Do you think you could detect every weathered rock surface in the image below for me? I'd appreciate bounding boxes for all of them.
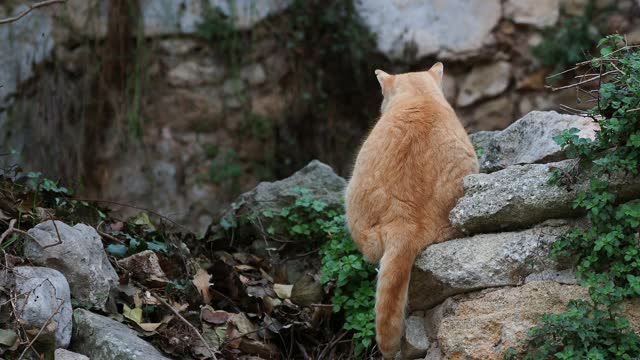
[55,349,89,360]
[14,266,72,349]
[402,316,431,359]
[457,62,512,107]
[213,160,345,243]
[505,0,560,28]
[71,309,169,360]
[430,281,587,360]
[0,4,54,108]
[117,250,167,282]
[66,0,291,37]
[409,220,576,310]
[470,111,599,173]
[25,221,119,309]
[167,60,226,87]
[449,159,640,234]
[355,0,501,60]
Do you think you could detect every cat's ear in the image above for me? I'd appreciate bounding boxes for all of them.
[375,69,392,93]
[428,62,444,85]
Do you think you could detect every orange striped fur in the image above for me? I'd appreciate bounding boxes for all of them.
[344,63,478,358]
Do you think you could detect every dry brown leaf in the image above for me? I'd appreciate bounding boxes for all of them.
[201,306,232,325]
[234,264,256,272]
[273,284,293,299]
[193,268,212,304]
[138,322,162,332]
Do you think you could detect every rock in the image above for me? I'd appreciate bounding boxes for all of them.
[167,60,226,87]
[355,0,501,60]
[145,89,224,131]
[449,159,640,234]
[71,309,169,359]
[13,266,72,349]
[461,95,514,132]
[0,4,54,108]
[157,38,200,55]
[222,78,246,95]
[442,74,457,104]
[457,62,512,107]
[55,349,89,360]
[66,0,291,37]
[409,220,576,310]
[402,316,430,359]
[25,221,119,309]
[470,111,599,173]
[117,250,167,283]
[524,268,577,284]
[241,64,267,86]
[432,281,587,360]
[515,69,547,91]
[213,160,346,245]
[504,0,560,28]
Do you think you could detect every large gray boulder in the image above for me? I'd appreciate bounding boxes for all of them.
[14,266,72,349]
[212,160,346,244]
[25,221,119,309]
[355,0,501,60]
[471,111,598,173]
[408,220,576,310]
[449,159,640,234]
[71,309,169,360]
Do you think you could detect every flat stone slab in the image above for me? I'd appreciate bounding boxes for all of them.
[408,220,576,310]
[449,159,640,234]
[470,111,598,173]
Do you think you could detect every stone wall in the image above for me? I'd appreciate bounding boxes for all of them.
[402,111,640,359]
[1,0,639,233]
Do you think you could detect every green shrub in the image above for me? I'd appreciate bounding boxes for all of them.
[518,34,640,359]
[254,188,377,354]
[532,1,600,74]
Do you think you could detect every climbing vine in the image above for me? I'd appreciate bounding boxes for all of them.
[515,35,640,359]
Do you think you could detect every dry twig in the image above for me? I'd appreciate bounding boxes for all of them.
[152,292,219,360]
[17,299,64,360]
[72,198,192,233]
[0,0,66,25]
[0,219,42,248]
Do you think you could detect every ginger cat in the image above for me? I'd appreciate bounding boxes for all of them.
[344,63,479,359]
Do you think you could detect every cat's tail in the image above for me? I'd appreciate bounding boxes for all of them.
[375,245,417,359]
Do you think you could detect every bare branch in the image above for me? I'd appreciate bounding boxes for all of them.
[0,219,44,248]
[0,0,66,25]
[546,70,618,91]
